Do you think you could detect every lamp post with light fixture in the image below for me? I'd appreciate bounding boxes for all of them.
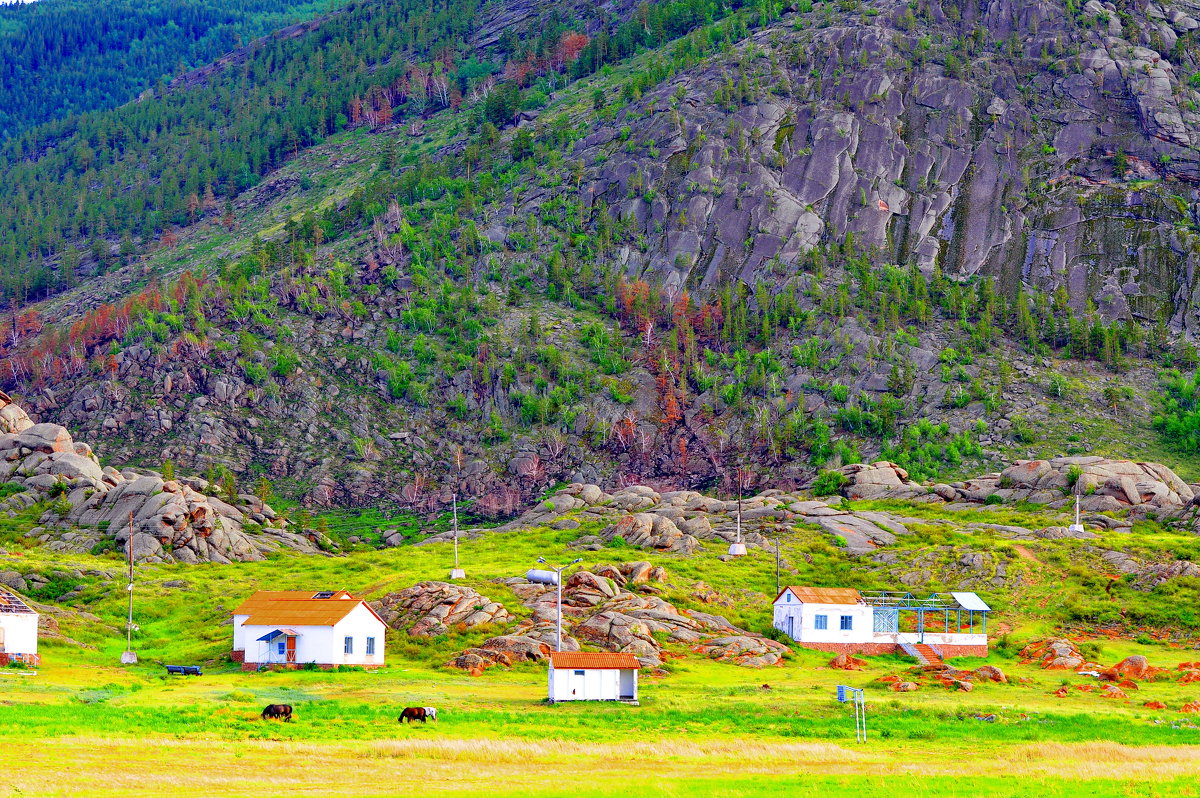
[528,556,582,652]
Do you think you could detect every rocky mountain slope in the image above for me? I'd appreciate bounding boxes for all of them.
[0,0,1198,512]
[0,391,319,563]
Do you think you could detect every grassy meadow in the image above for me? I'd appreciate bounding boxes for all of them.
[4,506,1200,796]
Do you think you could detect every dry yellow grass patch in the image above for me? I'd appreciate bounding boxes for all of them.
[6,736,1200,797]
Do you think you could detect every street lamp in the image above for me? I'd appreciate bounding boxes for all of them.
[449,494,465,580]
[528,556,582,652]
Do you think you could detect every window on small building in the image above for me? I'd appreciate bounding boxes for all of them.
[344,636,353,655]
[814,614,828,630]
[573,670,585,676]
[277,641,285,656]
[785,592,791,602]
[840,615,853,630]
[366,637,375,656]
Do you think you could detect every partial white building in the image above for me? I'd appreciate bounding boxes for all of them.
[0,588,39,667]
[232,590,386,670]
[773,586,990,660]
[548,652,639,703]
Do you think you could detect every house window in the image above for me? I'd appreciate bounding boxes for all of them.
[344,636,353,655]
[366,637,376,656]
[573,670,585,676]
[814,614,828,630]
[785,593,791,602]
[840,615,853,631]
[277,641,285,656]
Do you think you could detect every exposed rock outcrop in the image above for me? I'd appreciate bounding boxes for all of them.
[0,393,312,563]
[374,581,512,636]
[446,562,787,672]
[830,457,1195,517]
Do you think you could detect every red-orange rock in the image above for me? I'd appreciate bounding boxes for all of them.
[1053,686,1070,698]
[973,665,1007,683]
[829,653,868,670]
[1109,655,1150,680]
[1181,701,1200,714]
[1144,701,1167,710]
[891,681,919,692]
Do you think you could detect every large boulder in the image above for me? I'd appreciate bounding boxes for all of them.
[374,581,512,636]
[0,391,33,435]
[1020,638,1089,670]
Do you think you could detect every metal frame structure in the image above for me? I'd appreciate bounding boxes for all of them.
[836,685,867,742]
[857,591,990,642]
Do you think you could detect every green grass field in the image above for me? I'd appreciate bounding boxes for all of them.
[4,510,1200,796]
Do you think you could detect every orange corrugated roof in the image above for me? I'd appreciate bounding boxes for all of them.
[775,586,863,605]
[235,590,381,627]
[549,652,641,670]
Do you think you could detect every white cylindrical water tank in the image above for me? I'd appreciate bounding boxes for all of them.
[525,569,559,585]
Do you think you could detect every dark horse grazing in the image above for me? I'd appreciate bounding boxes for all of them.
[262,704,293,722]
[399,706,433,724]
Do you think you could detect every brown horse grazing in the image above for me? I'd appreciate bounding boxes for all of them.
[399,707,430,724]
[262,704,293,722]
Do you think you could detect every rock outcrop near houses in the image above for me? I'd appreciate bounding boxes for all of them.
[437,563,788,673]
[0,391,316,563]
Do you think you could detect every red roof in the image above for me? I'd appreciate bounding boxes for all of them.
[233,590,384,627]
[549,652,640,670]
[774,586,863,605]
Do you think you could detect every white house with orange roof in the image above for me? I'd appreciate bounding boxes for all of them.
[232,590,386,670]
[0,588,39,667]
[547,651,640,703]
[773,586,990,662]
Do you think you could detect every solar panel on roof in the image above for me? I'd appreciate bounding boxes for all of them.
[0,589,35,614]
[949,592,991,611]
[312,591,336,599]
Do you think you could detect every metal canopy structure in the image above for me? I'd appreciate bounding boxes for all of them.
[256,628,298,642]
[859,590,990,612]
[858,590,991,641]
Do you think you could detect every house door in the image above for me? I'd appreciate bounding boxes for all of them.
[786,616,794,639]
[619,670,635,700]
[285,636,297,663]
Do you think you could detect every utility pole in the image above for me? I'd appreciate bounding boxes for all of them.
[121,512,138,665]
[775,526,781,596]
[449,493,465,579]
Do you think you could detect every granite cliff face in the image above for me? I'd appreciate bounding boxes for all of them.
[534,0,1200,328]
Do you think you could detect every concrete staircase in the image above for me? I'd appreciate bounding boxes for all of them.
[912,643,945,667]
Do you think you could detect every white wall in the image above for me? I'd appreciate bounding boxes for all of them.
[232,614,249,652]
[898,632,987,647]
[0,613,38,655]
[332,604,386,667]
[548,666,636,702]
[773,593,873,644]
[240,604,385,666]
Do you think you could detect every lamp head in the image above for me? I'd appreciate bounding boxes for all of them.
[537,556,546,564]
[571,558,582,564]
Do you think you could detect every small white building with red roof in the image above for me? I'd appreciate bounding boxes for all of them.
[547,651,640,704]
